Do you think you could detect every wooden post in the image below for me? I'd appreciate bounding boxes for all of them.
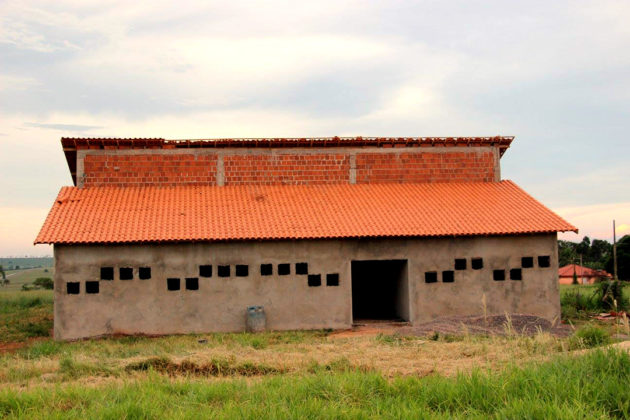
[613,220,618,281]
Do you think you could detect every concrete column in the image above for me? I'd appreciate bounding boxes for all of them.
[216,154,225,186]
[349,153,356,184]
[493,147,501,181]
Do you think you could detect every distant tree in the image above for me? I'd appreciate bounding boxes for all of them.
[0,265,7,287]
[588,239,612,265]
[576,236,591,257]
[559,237,612,270]
[605,235,630,281]
[33,277,53,290]
[558,240,578,266]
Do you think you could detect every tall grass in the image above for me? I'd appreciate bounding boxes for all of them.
[0,291,53,343]
[0,349,627,419]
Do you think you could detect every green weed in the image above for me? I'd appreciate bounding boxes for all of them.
[568,323,611,350]
[0,349,627,418]
[125,356,283,377]
[59,356,116,379]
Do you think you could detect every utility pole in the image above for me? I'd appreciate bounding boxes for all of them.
[613,220,618,281]
[579,254,584,284]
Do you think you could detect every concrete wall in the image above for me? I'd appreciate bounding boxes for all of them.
[53,233,559,340]
[78,146,499,188]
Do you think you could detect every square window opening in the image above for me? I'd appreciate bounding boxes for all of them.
[139,267,151,280]
[326,273,339,286]
[454,259,467,270]
[235,265,249,277]
[278,263,290,276]
[442,270,455,283]
[260,264,273,276]
[100,267,114,280]
[493,270,505,281]
[66,282,80,294]
[218,265,231,277]
[425,272,438,283]
[521,257,534,268]
[119,267,133,280]
[471,258,483,270]
[510,268,522,281]
[538,256,551,268]
[167,278,180,291]
[199,265,213,277]
[86,281,99,294]
[186,278,199,290]
[308,274,321,287]
[296,263,308,275]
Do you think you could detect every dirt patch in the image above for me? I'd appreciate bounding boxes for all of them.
[0,336,51,354]
[125,356,284,377]
[398,314,571,337]
[0,341,27,353]
[329,322,409,339]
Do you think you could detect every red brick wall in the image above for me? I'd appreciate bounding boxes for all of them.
[82,150,496,186]
[355,151,495,183]
[223,154,350,185]
[83,154,217,187]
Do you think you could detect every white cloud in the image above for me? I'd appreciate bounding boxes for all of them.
[0,75,41,92]
[1,0,630,254]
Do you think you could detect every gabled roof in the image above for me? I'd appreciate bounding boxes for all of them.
[35,180,576,245]
[558,264,612,278]
[60,136,514,184]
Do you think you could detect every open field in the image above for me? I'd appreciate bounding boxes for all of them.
[0,258,53,270]
[1,268,54,292]
[0,289,629,418]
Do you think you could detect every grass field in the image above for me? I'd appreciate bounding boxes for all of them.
[0,290,53,344]
[0,289,629,418]
[0,349,628,419]
[1,268,54,292]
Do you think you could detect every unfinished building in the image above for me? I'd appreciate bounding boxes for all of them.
[35,136,577,340]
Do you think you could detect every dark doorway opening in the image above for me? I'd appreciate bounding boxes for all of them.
[351,260,409,322]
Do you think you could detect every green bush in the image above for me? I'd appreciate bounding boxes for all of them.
[568,324,611,349]
[33,277,53,290]
[595,280,628,310]
[23,320,52,338]
[561,290,598,317]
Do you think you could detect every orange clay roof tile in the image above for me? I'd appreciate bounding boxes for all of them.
[34,181,577,245]
[558,264,612,278]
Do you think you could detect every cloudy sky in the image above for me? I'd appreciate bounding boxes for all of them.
[1,0,629,256]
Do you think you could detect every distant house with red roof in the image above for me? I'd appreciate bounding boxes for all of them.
[558,264,612,285]
[35,136,577,340]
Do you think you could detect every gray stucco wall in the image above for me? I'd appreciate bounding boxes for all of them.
[53,234,559,340]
